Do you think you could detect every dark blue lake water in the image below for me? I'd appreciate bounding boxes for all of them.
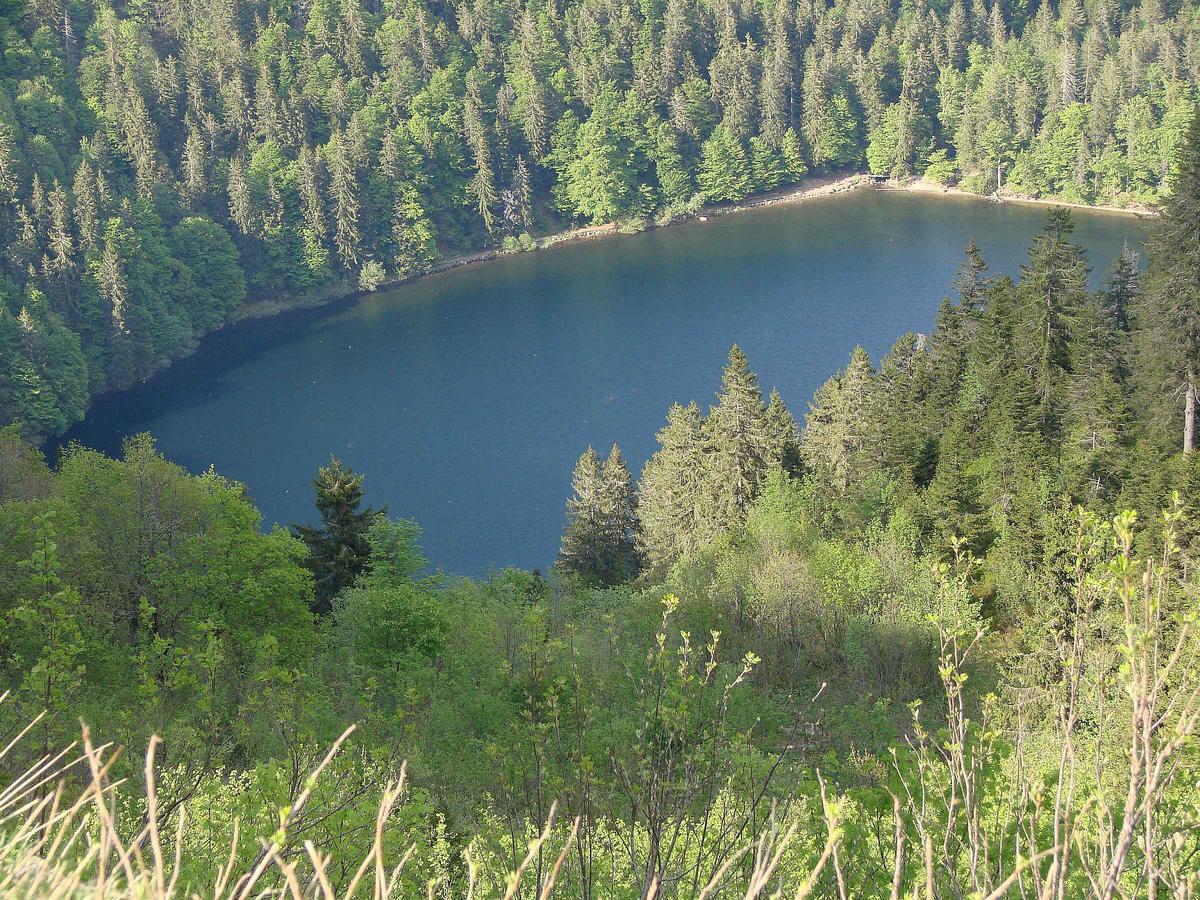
[62,190,1148,575]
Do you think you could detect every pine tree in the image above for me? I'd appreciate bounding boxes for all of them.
[226,157,255,235]
[97,237,129,334]
[463,71,498,236]
[750,137,786,193]
[1103,242,1140,332]
[707,345,770,524]
[511,155,534,233]
[297,146,327,242]
[1135,110,1200,453]
[45,183,73,276]
[558,447,608,582]
[1065,292,1129,496]
[0,121,18,202]
[600,444,639,582]
[1017,208,1088,437]
[182,122,208,207]
[779,128,808,184]
[327,131,361,267]
[764,387,803,475]
[698,126,752,202]
[293,456,382,614]
[953,237,991,316]
[759,9,792,146]
[637,401,713,575]
[801,346,881,492]
[72,162,98,252]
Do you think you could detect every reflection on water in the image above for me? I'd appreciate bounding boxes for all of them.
[62,191,1147,575]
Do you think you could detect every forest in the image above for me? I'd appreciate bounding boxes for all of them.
[0,0,1197,436]
[1,95,1199,894]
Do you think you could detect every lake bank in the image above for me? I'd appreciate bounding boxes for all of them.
[232,173,1156,326]
[64,191,1147,574]
[45,174,1151,450]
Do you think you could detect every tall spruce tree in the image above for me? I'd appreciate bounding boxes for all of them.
[1134,111,1200,453]
[637,401,713,575]
[801,346,881,493]
[559,447,608,582]
[1103,242,1140,332]
[600,444,639,582]
[1016,208,1088,438]
[559,445,639,584]
[707,345,771,524]
[293,456,381,613]
[764,387,803,475]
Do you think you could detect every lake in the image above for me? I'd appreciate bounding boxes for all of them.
[62,190,1148,575]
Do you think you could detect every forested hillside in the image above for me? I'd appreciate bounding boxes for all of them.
[0,0,1197,436]
[1,116,1198,897]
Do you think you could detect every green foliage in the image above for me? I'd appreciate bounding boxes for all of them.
[698,126,752,202]
[557,444,638,584]
[1,0,1194,439]
[293,456,382,614]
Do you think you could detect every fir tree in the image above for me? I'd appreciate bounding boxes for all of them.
[72,162,98,252]
[226,157,254,235]
[558,447,608,582]
[327,131,361,267]
[293,456,382,614]
[1103,243,1140,333]
[764,387,803,475]
[0,122,18,202]
[1016,208,1088,437]
[559,445,639,584]
[801,346,881,492]
[698,126,752,202]
[600,444,639,582]
[637,401,712,575]
[707,345,770,524]
[1134,111,1200,452]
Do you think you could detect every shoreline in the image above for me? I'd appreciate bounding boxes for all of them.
[888,177,1157,217]
[48,174,1152,449]
[229,172,872,323]
[232,173,1153,324]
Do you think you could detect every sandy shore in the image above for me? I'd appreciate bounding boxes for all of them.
[887,176,1156,218]
[232,172,1152,324]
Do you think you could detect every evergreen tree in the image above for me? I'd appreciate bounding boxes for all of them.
[227,157,255,235]
[72,162,98,252]
[1134,111,1200,453]
[293,456,382,613]
[0,122,17,202]
[510,155,534,233]
[463,71,498,236]
[559,445,639,584]
[600,444,639,581]
[1103,243,1140,333]
[1016,208,1088,436]
[637,401,713,575]
[558,447,608,582]
[698,126,752,202]
[953,237,991,316]
[327,131,361,268]
[764,387,803,475]
[801,346,881,492]
[707,345,770,524]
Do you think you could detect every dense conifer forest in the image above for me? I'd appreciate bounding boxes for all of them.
[1,93,1198,894]
[0,0,1197,436]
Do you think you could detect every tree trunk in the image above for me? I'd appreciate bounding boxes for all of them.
[1185,369,1197,454]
